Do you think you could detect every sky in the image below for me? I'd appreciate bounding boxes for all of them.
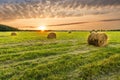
[0,0,120,30]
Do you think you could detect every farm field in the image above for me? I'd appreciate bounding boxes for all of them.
[0,31,120,80]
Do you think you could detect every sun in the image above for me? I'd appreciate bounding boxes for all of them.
[38,25,46,31]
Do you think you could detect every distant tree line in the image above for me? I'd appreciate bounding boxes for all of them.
[109,29,120,31]
[0,24,120,32]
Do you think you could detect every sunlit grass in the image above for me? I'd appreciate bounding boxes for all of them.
[0,31,120,80]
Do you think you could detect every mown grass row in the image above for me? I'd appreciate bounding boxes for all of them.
[1,50,119,80]
[0,31,120,80]
[0,45,120,80]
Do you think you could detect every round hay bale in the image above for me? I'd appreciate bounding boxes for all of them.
[47,32,56,39]
[90,30,98,33]
[11,32,17,36]
[68,31,72,34]
[88,32,108,47]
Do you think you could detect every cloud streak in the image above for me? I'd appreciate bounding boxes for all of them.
[0,0,120,21]
[46,18,120,27]
[47,21,89,26]
[100,19,120,22]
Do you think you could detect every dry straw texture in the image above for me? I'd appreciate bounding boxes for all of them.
[11,32,17,36]
[68,31,72,34]
[88,32,108,47]
[47,32,56,39]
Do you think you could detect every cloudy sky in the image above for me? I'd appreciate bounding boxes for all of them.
[0,0,120,30]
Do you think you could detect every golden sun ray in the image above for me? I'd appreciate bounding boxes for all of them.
[38,25,46,31]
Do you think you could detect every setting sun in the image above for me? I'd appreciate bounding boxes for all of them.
[38,25,46,31]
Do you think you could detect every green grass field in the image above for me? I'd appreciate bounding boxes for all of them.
[0,31,120,80]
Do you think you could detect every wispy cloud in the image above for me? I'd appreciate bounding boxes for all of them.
[47,21,89,26]
[46,18,120,26]
[0,0,120,21]
[100,19,120,22]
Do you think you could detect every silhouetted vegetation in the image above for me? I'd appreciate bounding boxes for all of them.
[0,24,19,31]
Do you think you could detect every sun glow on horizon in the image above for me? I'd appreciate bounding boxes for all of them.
[38,25,46,31]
